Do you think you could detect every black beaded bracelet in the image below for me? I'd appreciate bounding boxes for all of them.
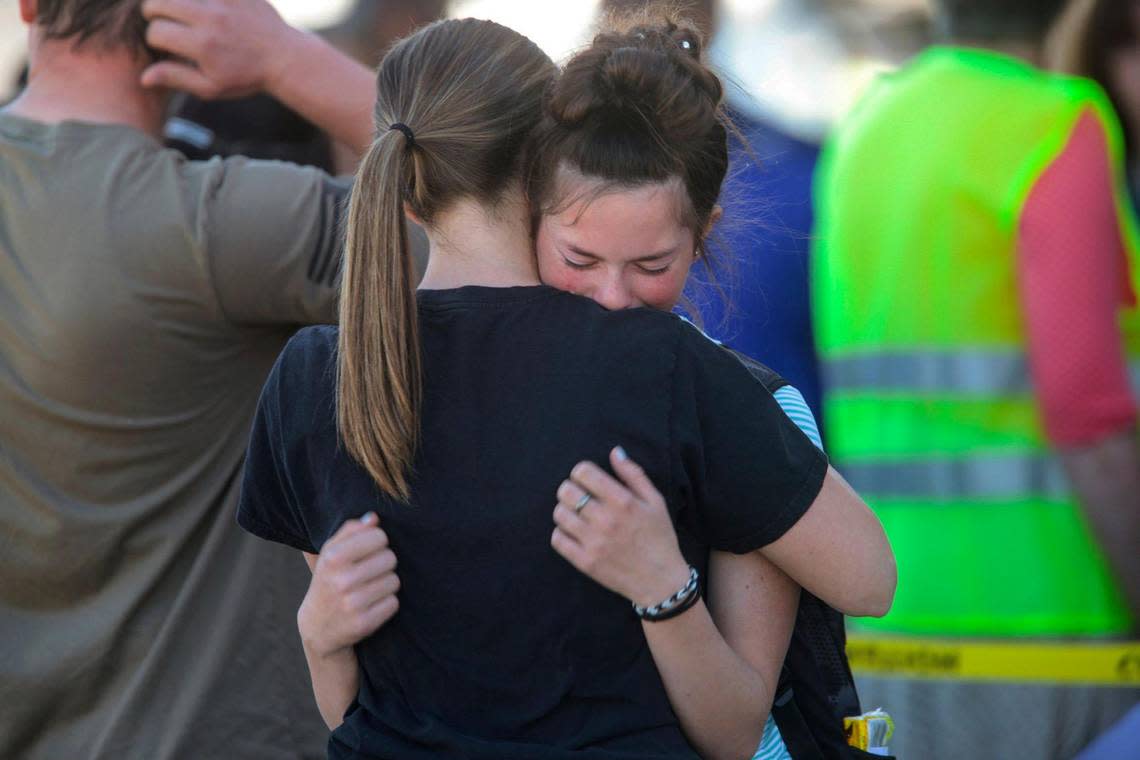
[632,566,701,622]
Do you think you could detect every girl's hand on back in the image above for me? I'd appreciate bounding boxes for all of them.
[298,513,400,659]
[551,447,691,609]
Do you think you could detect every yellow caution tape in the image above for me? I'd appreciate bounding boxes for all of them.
[847,635,1140,686]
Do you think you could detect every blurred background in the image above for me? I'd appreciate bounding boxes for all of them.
[0,0,932,139]
[5,2,1136,757]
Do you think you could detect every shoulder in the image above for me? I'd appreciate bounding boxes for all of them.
[177,152,347,199]
[720,347,788,394]
[1018,72,1117,134]
[1038,72,1110,109]
[674,318,785,391]
[265,326,339,411]
[1056,80,1127,160]
[552,292,685,350]
[249,326,340,451]
[278,325,339,380]
[772,385,823,450]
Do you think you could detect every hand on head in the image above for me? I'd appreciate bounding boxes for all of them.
[139,0,295,99]
[551,447,690,608]
[298,512,400,658]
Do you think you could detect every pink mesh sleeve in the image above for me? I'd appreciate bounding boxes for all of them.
[1018,109,1138,446]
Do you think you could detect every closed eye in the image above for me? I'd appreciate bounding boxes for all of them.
[562,256,596,270]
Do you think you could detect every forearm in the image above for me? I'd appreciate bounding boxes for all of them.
[551,453,791,757]
[642,600,773,760]
[1059,426,1140,627]
[142,0,377,155]
[301,640,360,730]
[265,29,376,156]
[296,525,397,732]
[762,467,896,617]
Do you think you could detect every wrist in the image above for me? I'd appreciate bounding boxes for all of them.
[633,565,701,622]
[630,558,692,609]
[297,601,351,660]
[301,629,355,662]
[263,26,314,98]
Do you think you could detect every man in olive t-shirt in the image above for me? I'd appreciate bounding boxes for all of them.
[0,1,396,757]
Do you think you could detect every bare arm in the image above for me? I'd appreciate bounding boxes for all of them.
[760,466,897,618]
[641,550,800,760]
[552,452,799,760]
[300,551,361,729]
[706,551,799,702]
[141,0,376,156]
[1059,428,1140,627]
[297,515,400,729]
[640,553,800,760]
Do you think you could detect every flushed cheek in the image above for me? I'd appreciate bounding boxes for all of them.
[537,258,586,294]
[536,250,688,312]
[630,272,687,311]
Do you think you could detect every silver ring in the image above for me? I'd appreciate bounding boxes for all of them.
[574,492,592,513]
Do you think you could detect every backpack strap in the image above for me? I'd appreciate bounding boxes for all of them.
[771,667,828,760]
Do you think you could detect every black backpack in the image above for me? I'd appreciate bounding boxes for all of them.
[724,348,895,760]
[771,593,897,759]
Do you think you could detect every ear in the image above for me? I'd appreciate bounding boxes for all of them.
[693,205,723,259]
[19,0,37,23]
[403,202,423,226]
[703,204,723,238]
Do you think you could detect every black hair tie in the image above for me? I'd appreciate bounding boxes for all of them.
[389,122,416,149]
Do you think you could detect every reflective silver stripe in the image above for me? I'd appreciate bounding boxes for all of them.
[823,351,1031,394]
[839,455,1071,502]
[826,351,1140,398]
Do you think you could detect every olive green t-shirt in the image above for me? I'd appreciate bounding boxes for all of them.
[0,113,349,759]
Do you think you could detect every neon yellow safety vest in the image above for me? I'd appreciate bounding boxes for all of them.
[813,47,1140,637]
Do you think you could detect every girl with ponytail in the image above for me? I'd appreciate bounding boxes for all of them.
[239,12,893,760]
[338,16,556,502]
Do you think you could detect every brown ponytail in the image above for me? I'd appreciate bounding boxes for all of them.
[338,131,422,501]
[337,18,556,501]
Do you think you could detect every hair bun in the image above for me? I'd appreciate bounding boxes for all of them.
[547,15,720,132]
[668,25,701,60]
[622,20,702,60]
[525,10,733,248]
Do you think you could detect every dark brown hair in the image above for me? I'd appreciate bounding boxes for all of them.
[524,10,729,254]
[338,18,556,500]
[601,0,715,39]
[932,0,1069,42]
[35,0,147,56]
[1074,0,1139,158]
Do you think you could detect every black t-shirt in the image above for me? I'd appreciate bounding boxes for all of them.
[238,285,828,759]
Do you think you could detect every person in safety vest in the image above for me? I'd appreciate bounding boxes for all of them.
[812,0,1140,757]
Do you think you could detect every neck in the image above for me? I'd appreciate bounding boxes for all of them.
[418,193,541,290]
[3,32,167,135]
[952,39,1044,67]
